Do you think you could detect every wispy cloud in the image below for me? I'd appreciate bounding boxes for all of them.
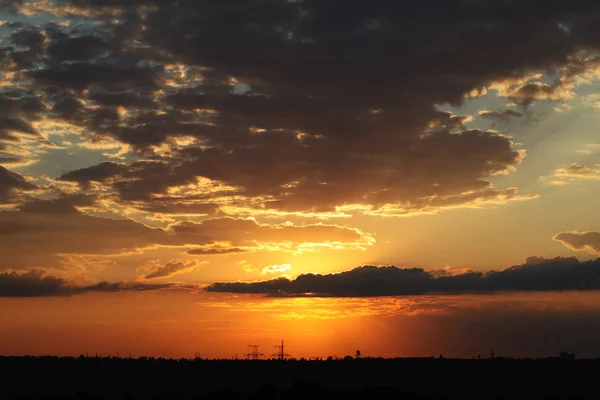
[261,264,291,275]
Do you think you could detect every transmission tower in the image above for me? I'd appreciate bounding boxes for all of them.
[270,340,291,360]
[245,345,265,360]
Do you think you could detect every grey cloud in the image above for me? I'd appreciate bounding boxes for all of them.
[7,1,600,214]
[87,90,155,107]
[18,193,97,213]
[10,26,45,54]
[46,35,118,62]
[187,247,247,255]
[479,109,524,123]
[144,260,197,279]
[0,116,39,136]
[206,257,600,297]
[0,269,69,297]
[28,61,163,92]
[0,157,27,165]
[0,89,49,160]
[0,165,36,203]
[0,269,195,297]
[0,91,45,118]
[554,232,600,254]
[131,201,220,216]
[58,162,128,188]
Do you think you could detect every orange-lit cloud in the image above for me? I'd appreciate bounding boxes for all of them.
[548,164,600,185]
[554,232,600,255]
[0,198,374,269]
[175,218,375,254]
[260,264,291,275]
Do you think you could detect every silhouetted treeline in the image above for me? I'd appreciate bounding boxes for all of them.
[1,356,599,399]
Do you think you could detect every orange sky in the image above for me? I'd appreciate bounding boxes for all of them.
[2,291,600,359]
[2,1,600,359]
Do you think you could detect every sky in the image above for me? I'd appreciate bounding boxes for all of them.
[1,0,600,359]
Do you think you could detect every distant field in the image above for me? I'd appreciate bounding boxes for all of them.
[1,356,599,399]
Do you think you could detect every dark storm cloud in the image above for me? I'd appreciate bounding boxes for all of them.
[0,269,195,297]
[0,89,49,160]
[0,165,36,203]
[58,161,128,188]
[0,269,69,297]
[6,0,600,214]
[206,257,600,297]
[0,116,39,136]
[28,61,163,92]
[0,91,45,118]
[18,193,97,213]
[10,26,45,53]
[87,90,155,108]
[46,35,118,62]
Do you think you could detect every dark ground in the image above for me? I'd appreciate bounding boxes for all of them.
[1,356,599,400]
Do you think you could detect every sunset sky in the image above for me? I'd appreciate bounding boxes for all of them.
[2,0,600,359]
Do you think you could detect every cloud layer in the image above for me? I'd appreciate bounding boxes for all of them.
[4,0,598,217]
[0,198,372,269]
[0,269,194,297]
[206,257,600,297]
[4,256,600,297]
[2,1,600,289]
